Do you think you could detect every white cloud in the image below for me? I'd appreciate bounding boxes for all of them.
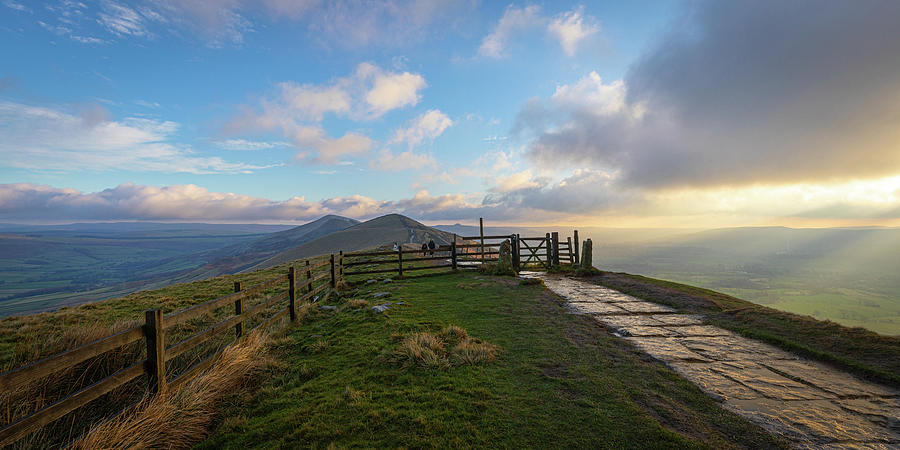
[478,4,599,58]
[478,4,542,58]
[97,2,150,37]
[227,63,427,164]
[373,149,437,171]
[491,170,541,193]
[363,66,427,116]
[0,101,265,174]
[390,109,452,148]
[217,139,291,151]
[0,182,485,222]
[547,6,598,56]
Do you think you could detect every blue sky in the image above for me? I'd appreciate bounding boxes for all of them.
[2,1,900,227]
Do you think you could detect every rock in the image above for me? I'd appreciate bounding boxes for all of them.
[372,292,391,298]
[366,279,377,284]
[318,305,337,311]
[580,239,593,269]
[371,304,390,312]
[383,278,393,283]
[494,240,516,276]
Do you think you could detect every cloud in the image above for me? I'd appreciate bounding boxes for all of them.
[0,101,266,174]
[547,6,598,56]
[364,69,427,116]
[478,4,542,58]
[0,183,485,222]
[217,139,291,151]
[98,2,151,37]
[390,109,452,148]
[227,63,426,164]
[373,149,437,171]
[478,4,599,58]
[518,1,900,190]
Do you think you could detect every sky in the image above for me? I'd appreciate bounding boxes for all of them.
[1,0,900,227]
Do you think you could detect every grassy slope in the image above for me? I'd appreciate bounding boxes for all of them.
[199,271,784,449]
[589,271,900,387]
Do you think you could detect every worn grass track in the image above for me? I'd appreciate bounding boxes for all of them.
[199,271,785,448]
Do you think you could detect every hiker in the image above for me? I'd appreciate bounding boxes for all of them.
[427,239,435,256]
[393,242,399,252]
[421,242,428,256]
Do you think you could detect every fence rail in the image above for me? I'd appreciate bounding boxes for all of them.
[0,257,336,448]
[0,218,583,447]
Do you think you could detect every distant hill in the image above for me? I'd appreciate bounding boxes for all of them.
[173,215,359,281]
[251,214,455,270]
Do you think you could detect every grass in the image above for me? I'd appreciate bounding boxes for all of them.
[198,271,785,448]
[588,271,900,387]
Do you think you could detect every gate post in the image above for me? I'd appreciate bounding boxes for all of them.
[511,234,520,272]
[573,230,580,265]
[551,232,560,266]
[545,233,552,268]
[398,246,404,277]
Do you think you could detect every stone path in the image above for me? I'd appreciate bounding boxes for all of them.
[525,272,900,448]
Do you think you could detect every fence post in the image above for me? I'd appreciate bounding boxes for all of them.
[512,234,520,272]
[144,309,166,395]
[545,233,552,268]
[329,254,336,288]
[234,281,244,337]
[479,217,485,265]
[339,250,344,284]
[451,234,458,270]
[551,232,560,266]
[566,237,574,264]
[305,260,312,294]
[288,266,297,322]
[573,230,580,265]
[398,246,404,277]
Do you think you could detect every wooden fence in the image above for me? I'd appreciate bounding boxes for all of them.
[0,219,582,447]
[0,259,334,448]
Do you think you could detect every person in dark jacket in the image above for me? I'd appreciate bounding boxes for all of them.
[427,239,435,256]
[421,242,428,256]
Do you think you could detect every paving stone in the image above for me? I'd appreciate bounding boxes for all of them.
[566,302,629,315]
[760,360,899,399]
[616,325,682,337]
[625,337,710,362]
[615,301,677,314]
[711,361,834,400]
[594,315,665,328]
[670,325,733,337]
[650,314,704,326]
[668,362,761,400]
[726,398,899,445]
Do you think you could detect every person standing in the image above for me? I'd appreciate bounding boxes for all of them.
[427,239,435,256]
[421,242,428,256]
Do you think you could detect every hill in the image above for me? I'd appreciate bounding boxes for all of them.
[251,214,455,270]
[173,215,358,281]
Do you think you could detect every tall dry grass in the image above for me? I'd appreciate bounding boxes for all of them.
[392,325,500,369]
[69,331,271,450]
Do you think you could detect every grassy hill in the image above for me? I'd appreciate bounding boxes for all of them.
[252,214,456,270]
